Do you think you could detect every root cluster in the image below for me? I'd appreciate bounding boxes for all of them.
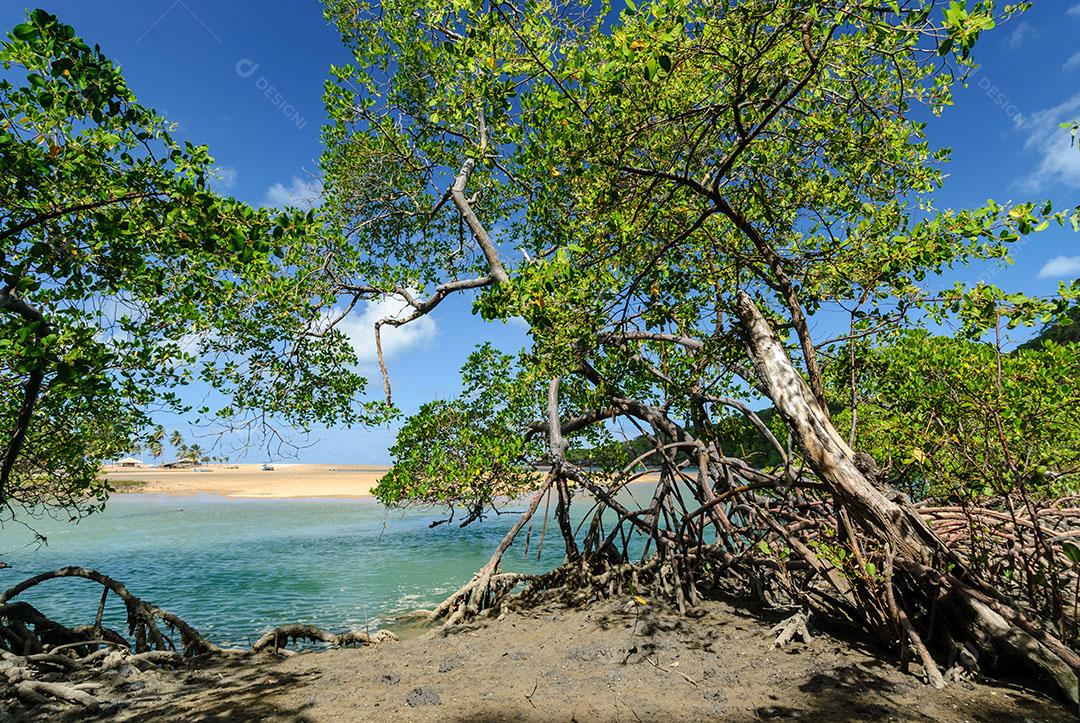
[425,448,1080,706]
[0,566,396,717]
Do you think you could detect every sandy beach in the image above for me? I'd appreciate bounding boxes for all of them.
[102,463,388,498]
[104,464,662,500]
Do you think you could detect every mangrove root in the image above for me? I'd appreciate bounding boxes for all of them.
[252,625,398,652]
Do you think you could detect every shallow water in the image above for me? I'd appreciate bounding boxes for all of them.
[0,494,577,647]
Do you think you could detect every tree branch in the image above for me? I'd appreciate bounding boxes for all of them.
[0,193,158,242]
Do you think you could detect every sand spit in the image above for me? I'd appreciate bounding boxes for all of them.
[102,464,388,499]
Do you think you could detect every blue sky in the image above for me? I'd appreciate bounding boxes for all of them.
[1,1,1077,463]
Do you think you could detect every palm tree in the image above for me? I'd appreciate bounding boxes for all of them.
[149,425,166,462]
[187,444,203,464]
[169,430,184,449]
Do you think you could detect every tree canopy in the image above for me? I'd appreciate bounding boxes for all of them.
[320,0,1080,697]
[0,10,377,518]
[835,331,1080,500]
[321,0,1077,512]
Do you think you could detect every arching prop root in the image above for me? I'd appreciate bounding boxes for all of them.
[428,482,551,627]
[1,566,220,657]
[0,566,399,717]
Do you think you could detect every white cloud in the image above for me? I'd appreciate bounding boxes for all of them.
[1069,4,1080,18]
[331,294,437,365]
[210,166,237,191]
[262,176,323,210]
[1017,92,1080,191]
[1066,50,1080,72]
[1038,256,1080,279]
[1007,22,1036,49]
[505,315,530,330]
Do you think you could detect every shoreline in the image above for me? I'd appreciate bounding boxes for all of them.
[104,464,664,501]
[102,463,388,499]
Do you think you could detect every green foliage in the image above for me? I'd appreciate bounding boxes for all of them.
[574,406,787,470]
[375,345,545,517]
[0,11,375,518]
[836,331,1080,500]
[323,0,1075,514]
[1019,300,1080,349]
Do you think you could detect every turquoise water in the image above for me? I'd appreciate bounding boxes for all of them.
[0,494,579,647]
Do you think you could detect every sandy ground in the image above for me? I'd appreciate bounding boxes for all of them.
[101,464,388,498]
[21,598,1073,722]
[102,465,660,500]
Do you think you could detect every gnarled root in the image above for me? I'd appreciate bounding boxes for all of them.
[252,624,397,652]
[771,611,811,648]
[430,562,532,628]
[429,484,550,627]
[1,566,219,656]
[0,566,402,716]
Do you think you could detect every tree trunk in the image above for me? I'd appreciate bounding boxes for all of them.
[732,290,1079,705]
[733,291,942,561]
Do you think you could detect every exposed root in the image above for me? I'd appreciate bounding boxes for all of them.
[430,482,550,626]
[14,680,99,712]
[771,612,811,648]
[0,566,399,717]
[433,468,1080,707]
[1,566,219,656]
[252,625,397,652]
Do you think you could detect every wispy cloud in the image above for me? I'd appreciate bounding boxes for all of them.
[1007,22,1036,49]
[1066,50,1080,72]
[331,294,438,365]
[1068,4,1080,18]
[262,176,323,210]
[1039,256,1080,279]
[1017,92,1080,191]
[209,165,237,191]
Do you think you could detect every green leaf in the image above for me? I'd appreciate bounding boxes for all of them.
[12,23,37,41]
[644,58,658,81]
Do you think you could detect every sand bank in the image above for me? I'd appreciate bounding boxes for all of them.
[103,464,664,500]
[102,463,388,498]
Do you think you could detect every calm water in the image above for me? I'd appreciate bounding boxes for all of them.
[0,494,580,647]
